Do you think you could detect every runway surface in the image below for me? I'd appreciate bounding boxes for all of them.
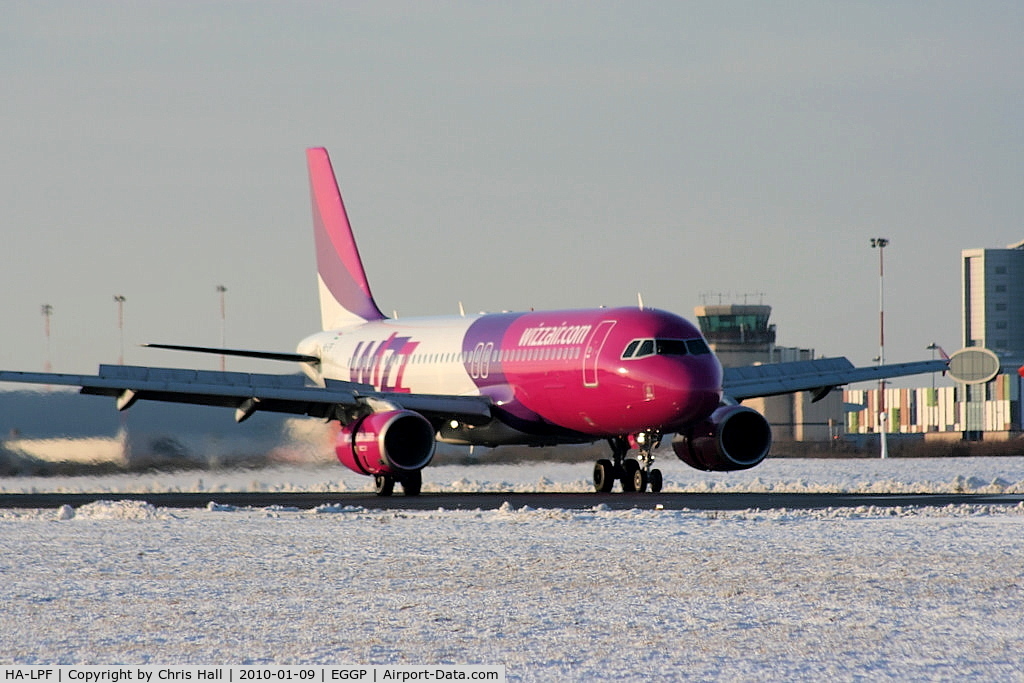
[2,490,1023,510]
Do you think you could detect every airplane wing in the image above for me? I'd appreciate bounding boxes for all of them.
[0,365,493,426]
[723,357,949,402]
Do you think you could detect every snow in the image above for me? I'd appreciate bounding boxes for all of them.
[2,457,1024,680]
[4,454,1024,495]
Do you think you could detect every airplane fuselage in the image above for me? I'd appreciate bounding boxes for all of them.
[298,307,724,446]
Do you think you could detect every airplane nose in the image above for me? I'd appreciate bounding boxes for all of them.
[661,356,723,425]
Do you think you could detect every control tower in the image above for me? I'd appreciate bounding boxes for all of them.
[694,302,832,441]
[694,304,775,365]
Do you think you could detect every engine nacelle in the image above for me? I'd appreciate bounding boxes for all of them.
[672,405,772,472]
[337,410,436,476]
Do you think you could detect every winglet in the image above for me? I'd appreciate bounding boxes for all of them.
[306,147,387,329]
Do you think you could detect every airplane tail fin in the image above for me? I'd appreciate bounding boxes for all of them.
[306,147,387,330]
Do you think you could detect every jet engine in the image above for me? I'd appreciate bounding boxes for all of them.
[672,405,772,472]
[336,410,436,476]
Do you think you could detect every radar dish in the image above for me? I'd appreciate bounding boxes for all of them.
[947,347,1001,384]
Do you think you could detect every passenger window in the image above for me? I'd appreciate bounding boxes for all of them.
[622,340,640,359]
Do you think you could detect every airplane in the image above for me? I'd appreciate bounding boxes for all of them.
[0,148,949,495]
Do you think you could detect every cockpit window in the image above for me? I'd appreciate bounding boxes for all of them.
[685,338,711,355]
[621,337,712,359]
[655,339,689,356]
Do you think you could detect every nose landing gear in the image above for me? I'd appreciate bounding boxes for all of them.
[593,432,664,493]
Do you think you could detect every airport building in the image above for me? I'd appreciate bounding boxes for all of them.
[844,240,1024,442]
[844,374,1015,441]
[962,241,1024,370]
[701,237,1024,444]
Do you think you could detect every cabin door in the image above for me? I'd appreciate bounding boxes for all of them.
[582,320,616,388]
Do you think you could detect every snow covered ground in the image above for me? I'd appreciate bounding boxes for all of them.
[4,453,1024,495]
[2,457,1024,680]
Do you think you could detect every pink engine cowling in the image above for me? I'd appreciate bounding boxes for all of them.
[672,405,772,472]
[336,410,436,476]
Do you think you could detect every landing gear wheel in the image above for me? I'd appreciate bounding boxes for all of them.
[649,468,663,494]
[401,471,422,496]
[621,459,640,492]
[374,474,395,497]
[594,459,615,493]
[630,462,648,493]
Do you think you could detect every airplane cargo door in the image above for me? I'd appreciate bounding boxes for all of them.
[582,320,616,387]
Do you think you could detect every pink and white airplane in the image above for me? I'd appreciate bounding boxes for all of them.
[0,148,948,495]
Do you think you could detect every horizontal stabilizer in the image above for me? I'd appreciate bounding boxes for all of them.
[143,343,320,364]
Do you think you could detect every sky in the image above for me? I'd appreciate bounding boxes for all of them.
[2,2,1022,382]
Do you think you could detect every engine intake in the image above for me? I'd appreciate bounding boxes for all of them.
[672,405,772,472]
[337,409,436,476]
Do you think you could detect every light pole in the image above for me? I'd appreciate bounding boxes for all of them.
[926,342,938,391]
[114,295,126,365]
[41,304,53,373]
[870,238,889,458]
[216,285,227,371]
[926,342,939,433]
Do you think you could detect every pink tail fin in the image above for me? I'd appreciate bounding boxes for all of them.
[306,147,387,329]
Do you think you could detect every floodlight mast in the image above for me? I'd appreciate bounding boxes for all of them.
[114,295,126,365]
[216,285,227,371]
[870,237,890,459]
[41,304,53,373]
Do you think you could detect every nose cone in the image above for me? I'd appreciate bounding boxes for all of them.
[619,354,722,431]
[663,354,723,426]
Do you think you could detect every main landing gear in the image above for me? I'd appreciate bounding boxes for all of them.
[373,470,422,497]
[593,432,664,494]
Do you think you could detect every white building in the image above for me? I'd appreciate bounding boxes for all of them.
[962,241,1024,371]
